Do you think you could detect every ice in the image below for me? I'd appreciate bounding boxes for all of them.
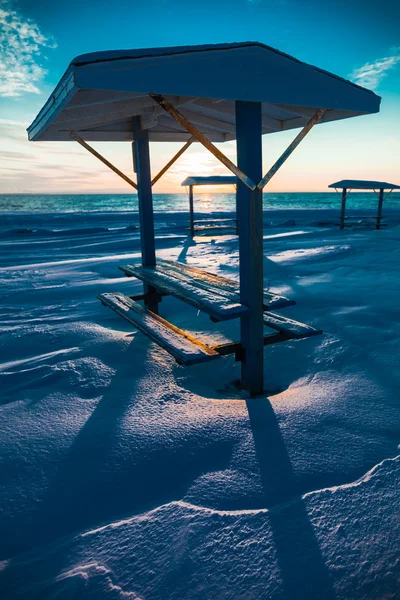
[0,208,399,599]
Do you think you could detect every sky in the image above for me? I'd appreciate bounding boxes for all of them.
[0,0,399,194]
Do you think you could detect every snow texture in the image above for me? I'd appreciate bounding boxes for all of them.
[0,209,399,599]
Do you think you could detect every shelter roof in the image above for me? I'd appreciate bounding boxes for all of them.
[329,180,400,190]
[28,41,381,143]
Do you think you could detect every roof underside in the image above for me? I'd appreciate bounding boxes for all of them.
[28,42,381,143]
[329,180,400,190]
[182,176,236,186]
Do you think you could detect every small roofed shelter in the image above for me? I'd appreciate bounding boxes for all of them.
[181,175,237,235]
[28,42,381,396]
[329,180,400,229]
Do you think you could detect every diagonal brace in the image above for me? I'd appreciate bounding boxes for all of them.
[149,93,256,191]
[257,108,327,190]
[151,136,195,186]
[70,130,138,190]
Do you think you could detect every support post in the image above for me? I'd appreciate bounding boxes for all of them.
[257,108,326,190]
[189,185,195,236]
[70,131,137,190]
[235,101,264,396]
[132,117,158,313]
[151,137,194,186]
[340,188,347,230]
[376,188,384,230]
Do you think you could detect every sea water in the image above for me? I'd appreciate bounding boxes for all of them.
[0,192,399,214]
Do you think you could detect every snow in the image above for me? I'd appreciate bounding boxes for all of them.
[0,209,399,599]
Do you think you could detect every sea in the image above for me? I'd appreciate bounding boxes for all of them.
[0,192,399,214]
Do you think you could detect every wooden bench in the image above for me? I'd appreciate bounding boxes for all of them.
[193,224,237,233]
[119,263,248,321]
[120,259,295,312]
[99,260,320,366]
[263,311,322,339]
[98,292,220,365]
[193,218,237,233]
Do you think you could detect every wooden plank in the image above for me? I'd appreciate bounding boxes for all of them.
[149,94,257,191]
[98,292,220,365]
[121,260,293,310]
[258,108,327,190]
[119,264,249,321]
[70,131,138,190]
[156,259,295,310]
[263,311,322,339]
[194,225,237,233]
[151,137,194,186]
[193,218,237,224]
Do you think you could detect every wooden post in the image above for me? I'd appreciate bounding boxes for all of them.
[340,188,347,230]
[189,185,195,236]
[235,101,264,396]
[132,116,158,313]
[376,188,384,230]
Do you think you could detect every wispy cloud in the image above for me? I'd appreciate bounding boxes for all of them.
[351,49,400,90]
[0,1,56,97]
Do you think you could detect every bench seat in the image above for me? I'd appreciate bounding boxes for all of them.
[193,218,237,224]
[119,263,248,321]
[121,259,295,312]
[263,311,322,339]
[194,225,237,232]
[98,292,220,365]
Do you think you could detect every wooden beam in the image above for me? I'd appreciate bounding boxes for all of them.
[189,185,194,236]
[257,108,327,190]
[132,117,158,313]
[59,95,158,123]
[149,93,257,191]
[69,130,138,189]
[179,109,236,134]
[376,188,384,230]
[236,100,264,397]
[151,136,195,186]
[67,90,145,109]
[192,98,281,131]
[340,188,347,230]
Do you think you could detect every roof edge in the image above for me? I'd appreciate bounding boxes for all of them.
[71,41,381,100]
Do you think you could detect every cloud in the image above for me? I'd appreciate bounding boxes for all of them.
[351,49,400,90]
[0,1,56,97]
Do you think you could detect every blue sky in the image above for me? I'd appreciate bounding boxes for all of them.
[0,0,399,193]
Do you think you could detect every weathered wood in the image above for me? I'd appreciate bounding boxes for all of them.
[376,188,384,230]
[119,264,249,321]
[236,100,264,396]
[193,218,237,224]
[132,116,158,313]
[98,293,220,365]
[70,131,138,189]
[340,188,347,230]
[257,108,327,190]
[263,311,322,339]
[194,225,237,233]
[149,93,257,191]
[189,185,194,236]
[129,259,295,310]
[151,137,194,186]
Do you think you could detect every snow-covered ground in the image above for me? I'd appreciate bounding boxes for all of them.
[0,209,399,599]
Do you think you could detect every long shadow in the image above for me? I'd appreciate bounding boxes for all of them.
[0,336,234,598]
[177,236,197,262]
[246,398,336,600]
